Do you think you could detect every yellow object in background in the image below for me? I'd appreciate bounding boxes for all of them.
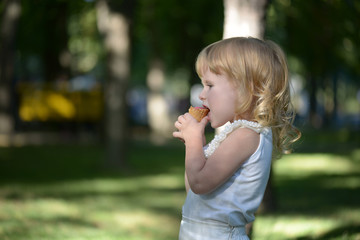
[17,83,103,122]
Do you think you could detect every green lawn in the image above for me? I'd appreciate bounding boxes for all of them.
[0,129,359,240]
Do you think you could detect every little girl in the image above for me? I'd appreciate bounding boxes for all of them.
[173,37,300,240]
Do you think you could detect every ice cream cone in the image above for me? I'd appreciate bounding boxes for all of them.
[188,106,209,122]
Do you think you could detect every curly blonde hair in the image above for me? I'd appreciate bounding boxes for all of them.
[196,37,301,158]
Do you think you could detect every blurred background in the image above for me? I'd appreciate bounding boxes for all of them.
[0,0,359,239]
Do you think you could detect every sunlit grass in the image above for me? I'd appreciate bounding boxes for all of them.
[254,216,340,239]
[0,174,185,240]
[275,152,359,176]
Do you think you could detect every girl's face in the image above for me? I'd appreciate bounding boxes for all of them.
[199,68,237,128]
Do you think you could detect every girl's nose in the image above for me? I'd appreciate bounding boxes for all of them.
[199,88,206,101]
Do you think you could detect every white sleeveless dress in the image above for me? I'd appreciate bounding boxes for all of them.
[179,120,273,240]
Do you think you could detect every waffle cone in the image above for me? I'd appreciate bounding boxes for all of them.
[188,106,209,122]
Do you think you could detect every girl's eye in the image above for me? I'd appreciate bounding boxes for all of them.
[202,80,213,88]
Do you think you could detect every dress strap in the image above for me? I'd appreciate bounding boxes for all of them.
[204,119,268,158]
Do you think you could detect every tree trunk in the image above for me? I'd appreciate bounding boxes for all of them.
[96,0,131,168]
[42,1,70,82]
[332,73,338,126]
[308,74,322,128]
[219,0,268,138]
[223,0,268,39]
[222,0,270,237]
[146,59,172,143]
[0,0,21,138]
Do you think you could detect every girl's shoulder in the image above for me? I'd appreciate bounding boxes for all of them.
[204,120,268,159]
[228,126,260,154]
[199,121,269,194]
[232,119,268,134]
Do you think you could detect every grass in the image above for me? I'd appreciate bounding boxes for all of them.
[0,142,185,240]
[0,129,359,239]
[254,151,360,240]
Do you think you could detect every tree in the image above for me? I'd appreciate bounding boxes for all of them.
[96,0,134,168]
[222,0,271,236]
[223,0,268,39]
[266,0,360,128]
[132,0,223,141]
[16,0,72,83]
[0,0,21,137]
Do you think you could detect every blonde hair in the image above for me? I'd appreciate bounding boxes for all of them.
[196,37,301,158]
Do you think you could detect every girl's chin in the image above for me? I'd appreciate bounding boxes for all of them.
[210,122,222,129]
[211,120,229,129]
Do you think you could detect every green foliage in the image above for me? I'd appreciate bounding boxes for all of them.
[16,0,103,80]
[68,4,105,74]
[266,0,360,128]
[266,0,360,77]
[11,0,360,83]
[132,0,223,84]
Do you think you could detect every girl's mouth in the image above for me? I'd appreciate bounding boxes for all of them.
[202,105,210,111]
[202,105,210,120]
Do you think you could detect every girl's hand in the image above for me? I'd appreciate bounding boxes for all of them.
[172,113,209,144]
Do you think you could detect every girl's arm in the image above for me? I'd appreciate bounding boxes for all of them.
[185,127,259,194]
[173,113,259,195]
[184,171,190,193]
[173,113,209,193]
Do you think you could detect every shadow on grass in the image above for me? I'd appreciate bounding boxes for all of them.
[293,224,360,240]
[0,216,102,239]
[2,184,186,198]
[0,139,185,183]
[275,129,360,213]
[294,128,360,156]
[0,129,358,183]
[0,138,187,236]
[275,172,360,215]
